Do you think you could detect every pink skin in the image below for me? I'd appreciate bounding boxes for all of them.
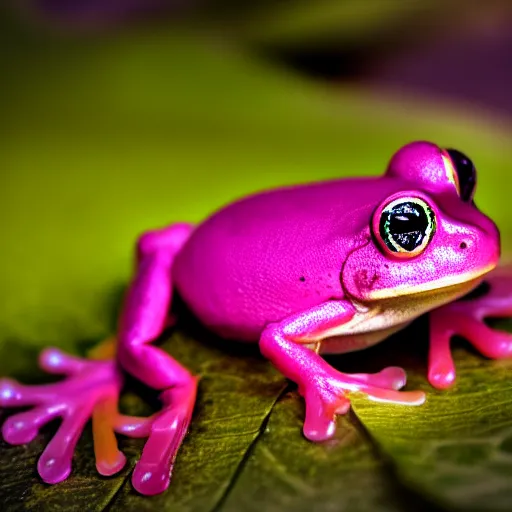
[115,222,199,495]
[259,302,424,441]
[428,265,512,389]
[0,349,125,482]
[1,223,198,496]
[0,141,509,495]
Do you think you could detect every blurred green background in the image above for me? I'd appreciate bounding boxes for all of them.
[2,0,512,353]
[2,2,512,511]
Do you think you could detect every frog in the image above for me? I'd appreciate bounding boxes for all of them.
[2,140,512,496]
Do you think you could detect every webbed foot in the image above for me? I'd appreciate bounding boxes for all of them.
[0,347,124,483]
[300,366,425,441]
[429,266,512,389]
[0,345,198,495]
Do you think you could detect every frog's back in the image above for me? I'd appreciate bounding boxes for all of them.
[173,178,402,341]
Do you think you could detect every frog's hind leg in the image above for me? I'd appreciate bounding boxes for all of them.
[0,222,196,495]
[428,265,512,389]
[116,222,199,495]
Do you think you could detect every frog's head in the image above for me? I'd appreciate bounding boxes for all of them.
[342,141,500,308]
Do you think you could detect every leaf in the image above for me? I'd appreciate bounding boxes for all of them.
[0,326,287,511]
[2,18,512,512]
[0,340,136,512]
[219,391,404,512]
[229,0,443,48]
[351,320,512,511]
[109,327,288,511]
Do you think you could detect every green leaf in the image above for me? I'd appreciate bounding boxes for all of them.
[352,321,512,511]
[2,21,512,512]
[109,328,287,511]
[0,328,286,511]
[219,391,403,512]
[229,0,442,48]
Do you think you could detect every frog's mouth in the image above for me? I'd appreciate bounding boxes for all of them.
[372,276,482,311]
[343,274,488,337]
[364,261,495,302]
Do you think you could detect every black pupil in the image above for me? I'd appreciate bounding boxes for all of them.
[379,202,430,252]
[446,148,476,202]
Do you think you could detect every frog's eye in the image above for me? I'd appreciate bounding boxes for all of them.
[442,148,477,202]
[375,197,436,258]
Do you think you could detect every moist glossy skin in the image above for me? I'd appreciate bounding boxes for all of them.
[174,141,499,343]
[1,140,509,498]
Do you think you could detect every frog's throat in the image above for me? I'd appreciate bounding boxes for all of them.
[325,275,485,345]
[361,260,496,302]
[353,276,480,319]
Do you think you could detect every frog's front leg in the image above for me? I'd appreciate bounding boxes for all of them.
[428,266,512,389]
[260,301,426,441]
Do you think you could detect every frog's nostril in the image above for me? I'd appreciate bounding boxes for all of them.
[460,242,468,250]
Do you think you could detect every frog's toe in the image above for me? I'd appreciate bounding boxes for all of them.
[302,388,350,442]
[0,378,55,407]
[471,327,512,359]
[364,387,426,405]
[0,378,23,406]
[130,378,198,496]
[132,457,171,496]
[39,347,88,375]
[428,362,456,390]
[351,366,407,390]
[2,405,64,444]
[38,409,92,484]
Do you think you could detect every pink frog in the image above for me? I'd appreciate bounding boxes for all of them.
[2,141,512,495]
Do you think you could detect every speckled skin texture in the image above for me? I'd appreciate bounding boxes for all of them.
[174,147,498,338]
[174,178,394,340]
[1,141,511,496]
